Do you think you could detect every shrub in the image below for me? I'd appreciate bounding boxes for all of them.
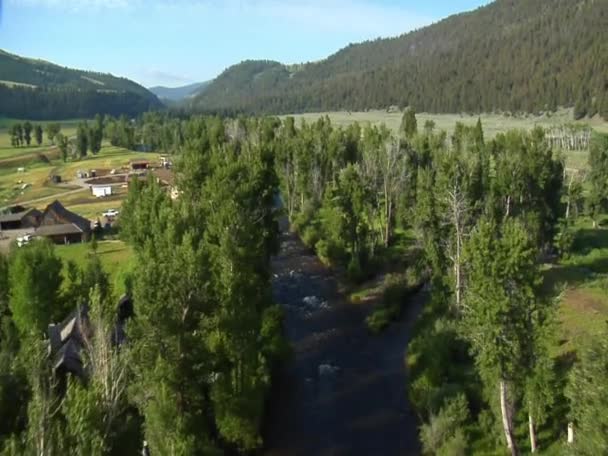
[346,257,364,283]
[437,429,468,456]
[419,394,469,455]
[300,225,320,249]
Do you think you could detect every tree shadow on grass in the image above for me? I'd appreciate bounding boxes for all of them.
[571,228,608,255]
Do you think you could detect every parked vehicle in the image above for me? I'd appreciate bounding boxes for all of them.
[17,234,32,247]
[103,209,119,218]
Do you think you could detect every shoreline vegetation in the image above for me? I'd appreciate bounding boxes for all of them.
[0,108,607,454]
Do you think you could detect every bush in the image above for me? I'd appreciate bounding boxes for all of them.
[419,394,469,455]
[437,429,468,456]
[346,257,364,283]
[300,225,320,249]
[366,270,425,333]
[365,304,400,333]
[315,239,345,267]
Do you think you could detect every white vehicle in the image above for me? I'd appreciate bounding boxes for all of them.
[17,234,32,247]
[103,209,119,218]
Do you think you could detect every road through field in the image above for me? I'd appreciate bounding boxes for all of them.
[264,221,423,455]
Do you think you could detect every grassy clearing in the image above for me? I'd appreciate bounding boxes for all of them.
[286,109,608,138]
[0,125,77,150]
[286,109,603,172]
[543,217,608,357]
[55,240,134,295]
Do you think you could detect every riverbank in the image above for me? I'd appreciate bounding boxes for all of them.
[264,227,424,455]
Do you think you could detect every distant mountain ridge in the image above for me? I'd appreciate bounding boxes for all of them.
[192,0,608,119]
[149,81,210,102]
[0,49,162,120]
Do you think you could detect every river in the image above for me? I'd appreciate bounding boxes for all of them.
[263,224,425,455]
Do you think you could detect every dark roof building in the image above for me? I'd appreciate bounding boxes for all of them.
[0,208,41,230]
[34,200,91,244]
[130,159,150,170]
[47,295,134,379]
[48,305,91,378]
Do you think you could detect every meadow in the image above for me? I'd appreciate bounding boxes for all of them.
[287,109,608,137]
[55,239,134,295]
[0,134,160,219]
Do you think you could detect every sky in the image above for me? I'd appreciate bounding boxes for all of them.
[0,0,491,88]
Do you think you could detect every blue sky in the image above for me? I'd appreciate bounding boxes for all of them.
[0,0,491,88]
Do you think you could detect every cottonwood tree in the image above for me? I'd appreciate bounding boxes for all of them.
[361,128,407,248]
[34,125,43,146]
[76,122,89,158]
[63,287,130,455]
[566,324,608,454]
[490,129,564,248]
[8,336,66,456]
[56,133,69,162]
[45,123,61,145]
[587,134,608,228]
[23,122,32,146]
[463,218,542,455]
[8,240,64,335]
[202,145,283,449]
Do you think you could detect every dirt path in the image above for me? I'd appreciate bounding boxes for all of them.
[264,227,424,455]
[15,187,86,207]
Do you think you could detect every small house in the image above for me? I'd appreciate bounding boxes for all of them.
[34,200,91,244]
[48,295,134,378]
[0,207,41,231]
[48,305,91,378]
[91,184,112,198]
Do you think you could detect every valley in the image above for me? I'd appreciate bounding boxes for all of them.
[1,0,608,454]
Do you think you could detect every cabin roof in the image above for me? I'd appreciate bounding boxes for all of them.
[41,200,90,232]
[0,208,40,223]
[35,223,85,237]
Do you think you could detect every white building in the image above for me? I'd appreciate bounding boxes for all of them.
[91,185,112,198]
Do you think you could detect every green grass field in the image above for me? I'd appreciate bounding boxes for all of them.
[0,139,160,219]
[55,240,134,295]
[287,109,608,137]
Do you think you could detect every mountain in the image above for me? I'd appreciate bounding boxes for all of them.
[149,81,210,102]
[192,0,608,119]
[0,49,163,120]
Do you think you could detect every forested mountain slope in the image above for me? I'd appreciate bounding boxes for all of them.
[192,0,608,118]
[0,50,162,119]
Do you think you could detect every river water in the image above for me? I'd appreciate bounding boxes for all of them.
[264,225,424,456]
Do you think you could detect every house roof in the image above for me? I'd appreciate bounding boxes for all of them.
[41,200,91,232]
[0,208,40,223]
[48,305,90,377]
[48,299,133,379]
[35,223,85,237]
[152,168,175,186]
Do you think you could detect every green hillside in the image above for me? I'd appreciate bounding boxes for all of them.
[192,0,608,118]
[0,49,163,119]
